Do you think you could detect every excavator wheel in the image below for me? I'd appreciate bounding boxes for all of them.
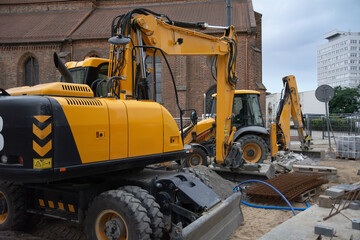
[84,189,152,240]
[120,186,164,240]
[183,148,208,167]
[0,181,27,231]
[237,135,268,163]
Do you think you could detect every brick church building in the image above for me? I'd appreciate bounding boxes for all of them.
[0,0,265,118]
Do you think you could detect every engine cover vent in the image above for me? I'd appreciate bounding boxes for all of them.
[65,98,102,106]
[62,84,91,93]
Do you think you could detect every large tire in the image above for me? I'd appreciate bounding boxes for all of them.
[84,189,152,240]
[180,168,212,189]
[183,148,208,167]
[237,135,268,163]
[120,186,164,240]
[0,181,27,231]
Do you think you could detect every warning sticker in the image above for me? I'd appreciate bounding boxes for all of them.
[33,158,52,169]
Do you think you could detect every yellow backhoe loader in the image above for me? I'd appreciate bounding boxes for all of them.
[183,75,311,167]
[0,9,244,240]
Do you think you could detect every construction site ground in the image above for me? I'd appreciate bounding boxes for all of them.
[230,138,360,240]
[0,138,359,240]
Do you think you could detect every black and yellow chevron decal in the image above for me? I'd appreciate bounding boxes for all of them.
[33,115,52,169]
[38,198,76,213]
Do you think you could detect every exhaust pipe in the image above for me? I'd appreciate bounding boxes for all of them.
[53,52,73,83]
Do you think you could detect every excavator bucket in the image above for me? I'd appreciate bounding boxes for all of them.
[171,192,243,240]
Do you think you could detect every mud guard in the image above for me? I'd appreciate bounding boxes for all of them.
[170,192,243,240]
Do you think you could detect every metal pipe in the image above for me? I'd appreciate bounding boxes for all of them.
[53,52,73,83]
[245,37,248,89]
[226,0,232,26]
[325,101,332,151]
[206,25,229,30]
[203,93,207,117]
[136,29,146,79]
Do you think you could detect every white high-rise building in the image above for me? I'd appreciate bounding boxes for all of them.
[317,30,360,88]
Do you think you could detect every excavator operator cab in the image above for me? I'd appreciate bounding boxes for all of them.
[210,90,264,129]
[63,58,109,97]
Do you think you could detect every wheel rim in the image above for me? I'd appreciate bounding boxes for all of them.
[95,209,128,240]
[0,191,8,224]
[188,154,202,166]
[243,143,261,163]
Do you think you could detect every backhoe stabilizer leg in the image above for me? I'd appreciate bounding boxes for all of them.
[224,142,244,168]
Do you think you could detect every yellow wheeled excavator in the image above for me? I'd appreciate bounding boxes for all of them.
[0,9,244,240]
[63,58,269,167]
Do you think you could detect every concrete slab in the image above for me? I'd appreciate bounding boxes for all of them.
[353,218,360,230]
[258,205,360,240]
[325,188,344,198]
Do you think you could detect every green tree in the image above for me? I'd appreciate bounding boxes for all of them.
[329,85,360,114]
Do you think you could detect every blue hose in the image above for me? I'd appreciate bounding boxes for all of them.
[234,179,309,216]
[241,200,310,211]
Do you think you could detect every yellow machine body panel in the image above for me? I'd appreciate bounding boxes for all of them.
[51,97,110,164]
[163,107,184,153]
[125,100,164,157]
[104,99,128,159]
[52,95,183,162]
[7,82,94,98]
[183,118,215,145]
[66,58,109,69]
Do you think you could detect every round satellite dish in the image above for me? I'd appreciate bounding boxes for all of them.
[315,85,334,102]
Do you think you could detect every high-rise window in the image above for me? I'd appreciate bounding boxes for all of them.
[24,56,39,86]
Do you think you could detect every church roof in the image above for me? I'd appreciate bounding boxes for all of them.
[0,0,257,44]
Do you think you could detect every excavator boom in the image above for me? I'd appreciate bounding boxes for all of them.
[108,10,241,166]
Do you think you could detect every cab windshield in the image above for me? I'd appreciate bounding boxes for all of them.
[210,93,264,128]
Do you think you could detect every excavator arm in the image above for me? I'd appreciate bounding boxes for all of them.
[108,10,242,166]
[270,75,311,158]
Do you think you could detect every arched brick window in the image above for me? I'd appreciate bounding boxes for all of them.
[86,50,101,58]
[205,85,217,114]
[24,56,39,86]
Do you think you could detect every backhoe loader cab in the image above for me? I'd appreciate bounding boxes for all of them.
[210,90,265,130]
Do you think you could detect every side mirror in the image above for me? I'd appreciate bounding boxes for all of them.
[191,110,198,125]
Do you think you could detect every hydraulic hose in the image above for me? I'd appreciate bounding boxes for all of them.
[234,179,305,216]
[241,200,310,212]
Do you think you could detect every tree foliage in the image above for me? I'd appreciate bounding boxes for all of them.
[329,85,360,114]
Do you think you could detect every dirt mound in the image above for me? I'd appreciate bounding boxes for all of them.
[193,165,237,199]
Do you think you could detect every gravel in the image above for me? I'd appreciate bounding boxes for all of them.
[273,151,319,173]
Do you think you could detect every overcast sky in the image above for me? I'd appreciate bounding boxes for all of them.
[252,0,360,93]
